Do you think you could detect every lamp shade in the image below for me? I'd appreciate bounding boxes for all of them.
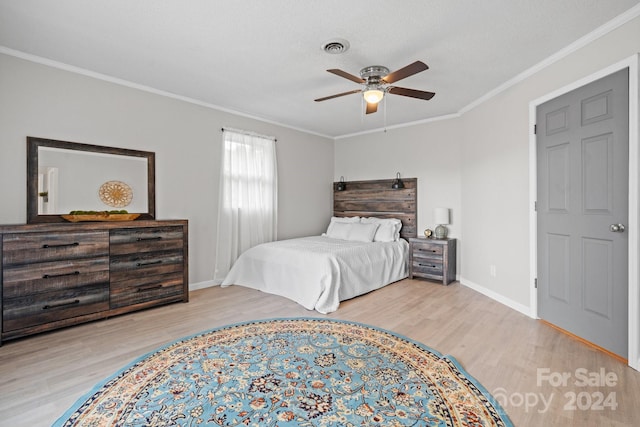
[363,88,384,104]
[433,207,450,225]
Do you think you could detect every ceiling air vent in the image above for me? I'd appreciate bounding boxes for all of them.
[321,39,350,54]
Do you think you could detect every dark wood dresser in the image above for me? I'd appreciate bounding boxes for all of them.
[0,220,188,344]
[408,237,456,285]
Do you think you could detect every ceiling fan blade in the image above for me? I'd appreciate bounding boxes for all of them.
[327,69,365,83]
[387,86,435,100]
[382,61,429,84]
[314,89,362,102]
[365,102,378,114]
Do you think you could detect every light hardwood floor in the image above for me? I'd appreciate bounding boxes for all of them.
[1,279,639,426]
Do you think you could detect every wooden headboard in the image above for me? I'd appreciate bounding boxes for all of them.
[333,178,417,239]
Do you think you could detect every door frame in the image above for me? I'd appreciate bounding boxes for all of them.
[529,54,639,371]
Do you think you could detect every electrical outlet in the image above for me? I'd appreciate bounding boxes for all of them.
[490,265,497,277]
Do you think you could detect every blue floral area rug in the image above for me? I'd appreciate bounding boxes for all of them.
[55,318,513,426]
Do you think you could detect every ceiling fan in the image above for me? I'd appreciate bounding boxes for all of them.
[314,60,435,114]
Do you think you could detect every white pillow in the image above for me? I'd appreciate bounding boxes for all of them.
[346,222,379,242]
[330,216,360,224]
[326,222,379,242]
[326,221,352,240]
[361,217,402,242]
[324,216,360,236]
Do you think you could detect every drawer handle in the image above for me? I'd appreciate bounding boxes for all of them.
[43,299,80,310]
[137,284,163,292]
[136,260,162,267]
[137,237,163,241]
[418,263,439,268]
[42,242,80,249]
[43,271,80,279]
[417,248,437,253]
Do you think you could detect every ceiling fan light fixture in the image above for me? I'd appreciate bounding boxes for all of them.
[316,61,434,113]
[363,88,384,104]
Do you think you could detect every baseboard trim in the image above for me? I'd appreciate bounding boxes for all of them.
[459,277,533,318]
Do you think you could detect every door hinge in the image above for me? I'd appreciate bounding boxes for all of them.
[534,201,537,211]
[534,124,537,134]
[534,278,538,288]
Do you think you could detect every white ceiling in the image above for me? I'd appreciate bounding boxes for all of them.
[1,0,639,138]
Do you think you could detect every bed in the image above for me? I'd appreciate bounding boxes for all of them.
[221,178,417,313]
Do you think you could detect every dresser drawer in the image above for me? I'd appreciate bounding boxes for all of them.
[412,241,444,260]
[110,250,184,280]
[2,231,109,266]
[110,271,184,308]
[3,257,109,298]
[110,226,184,255]
[3,283,109,332]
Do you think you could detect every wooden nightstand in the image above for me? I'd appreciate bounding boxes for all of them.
[408,237,456,285]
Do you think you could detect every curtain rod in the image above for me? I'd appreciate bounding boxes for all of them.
[221,127,277,142]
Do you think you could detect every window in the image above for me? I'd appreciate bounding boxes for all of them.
[214,129,277,282]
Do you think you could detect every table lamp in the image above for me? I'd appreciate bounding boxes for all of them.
[434,207,450,239]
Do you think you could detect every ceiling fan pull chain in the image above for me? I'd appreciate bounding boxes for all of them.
[384,97,387,131]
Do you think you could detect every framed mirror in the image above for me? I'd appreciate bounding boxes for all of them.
[27,137,156,223]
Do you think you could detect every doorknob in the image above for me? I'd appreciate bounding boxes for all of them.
[610,223,626,232]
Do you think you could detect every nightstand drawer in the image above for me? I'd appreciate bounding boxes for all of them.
[412,259,443,276]
[412,242,444,260]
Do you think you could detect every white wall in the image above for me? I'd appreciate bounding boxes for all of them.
[337,14,640,312]
[0,53,334,287]
[334,118,463,242]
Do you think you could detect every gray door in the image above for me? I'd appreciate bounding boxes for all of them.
[537,68,629,358]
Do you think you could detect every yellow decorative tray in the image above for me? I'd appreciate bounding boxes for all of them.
[62,213,141,222]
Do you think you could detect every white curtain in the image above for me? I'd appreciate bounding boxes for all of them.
[214,128,278,282]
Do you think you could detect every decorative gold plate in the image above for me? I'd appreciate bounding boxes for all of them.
[99,181,133,208]
[62,213,141,222]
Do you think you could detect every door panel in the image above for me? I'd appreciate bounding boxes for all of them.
[582,237,613,319]
[582,134,613,213]
[547,143,570,212]
[547,233,570,303]
[546,106,570,134]
[581,90,612,125]
[537,68,629,358]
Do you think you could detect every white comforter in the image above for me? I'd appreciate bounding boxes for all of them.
[221,236,409,313]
